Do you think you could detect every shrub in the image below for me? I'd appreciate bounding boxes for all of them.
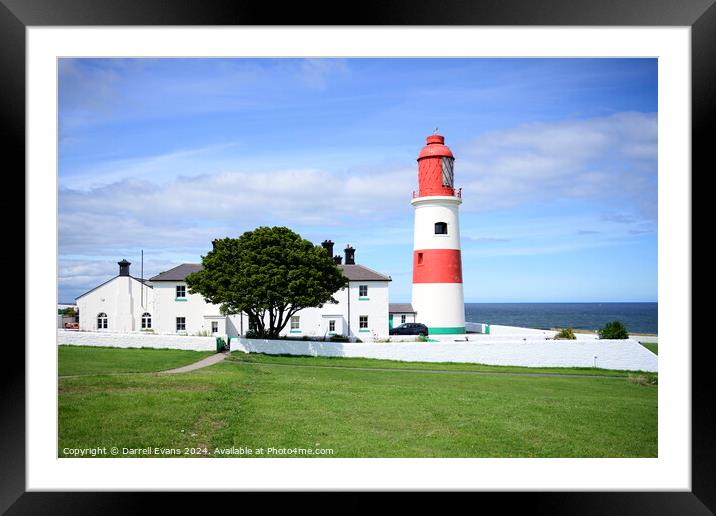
[416,335,428,342]
[330,335,349,342]
[216,337,228,351]
[244,329,259,339]
[627,373,658,386]
[598,320,629,339]
[554,328,576,340]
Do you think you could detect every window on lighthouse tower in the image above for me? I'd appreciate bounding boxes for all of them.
[435,222,448,235]
[441,157,454,187]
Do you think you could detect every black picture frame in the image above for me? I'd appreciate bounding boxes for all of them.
[5,0,710,512]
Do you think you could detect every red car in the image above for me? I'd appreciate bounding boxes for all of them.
[64,322,79,330]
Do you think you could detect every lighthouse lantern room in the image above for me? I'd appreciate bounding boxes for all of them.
[411,134,466,334]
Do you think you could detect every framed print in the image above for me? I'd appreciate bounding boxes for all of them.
[5,0,712,512]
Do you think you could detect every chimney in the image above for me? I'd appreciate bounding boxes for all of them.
[333,255,343,265]
[344,244,355,265]
[212,239,218,250]
[118,259,131,277]
[321,239,334,258]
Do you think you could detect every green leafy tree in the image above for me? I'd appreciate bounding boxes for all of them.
[598,320,629,339]
[186,227,348,338]
[58,307,77,317]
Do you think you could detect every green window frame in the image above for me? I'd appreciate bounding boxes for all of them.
[176,285,186,299]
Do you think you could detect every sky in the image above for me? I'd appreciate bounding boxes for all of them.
[58,58,658,304]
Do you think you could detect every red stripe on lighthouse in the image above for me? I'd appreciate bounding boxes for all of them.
[413,249,463,283]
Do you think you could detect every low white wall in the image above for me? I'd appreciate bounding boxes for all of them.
[230,336,657,372]
[57,329,218,351]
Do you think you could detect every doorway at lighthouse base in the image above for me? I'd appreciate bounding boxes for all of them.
[428,327,466,334]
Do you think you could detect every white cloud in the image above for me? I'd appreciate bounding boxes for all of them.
[456,112,657,215]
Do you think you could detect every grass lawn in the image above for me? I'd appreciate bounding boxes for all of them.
[58,347,657,458]
[58,345,213,376]
[640,342,658,355]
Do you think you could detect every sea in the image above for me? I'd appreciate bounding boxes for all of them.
[464,302,658,334]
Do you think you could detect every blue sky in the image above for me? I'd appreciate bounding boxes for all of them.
[58,58,658,303]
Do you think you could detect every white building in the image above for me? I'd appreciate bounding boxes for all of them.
[76,243,393,340]
[76,260,154,333]
[388,303,417,329]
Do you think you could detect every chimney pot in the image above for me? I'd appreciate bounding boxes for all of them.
[344,244,355,265]
[118,259,131,277]
[321,239,334,258]
[333,255,343,265]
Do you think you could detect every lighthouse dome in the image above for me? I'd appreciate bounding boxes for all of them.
[418,134,454,160]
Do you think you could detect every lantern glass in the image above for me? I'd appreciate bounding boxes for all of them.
[441,157,454,187]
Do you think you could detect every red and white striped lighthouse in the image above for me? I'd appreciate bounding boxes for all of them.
[411,134,465,334]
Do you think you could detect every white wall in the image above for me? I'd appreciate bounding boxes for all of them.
[58,329,218,351]
[77,276,154,333]
[390,312,416,327]
[57,315,76,328]
[152,281,224,335]
[230,337,658,372]
[346,280,390,339]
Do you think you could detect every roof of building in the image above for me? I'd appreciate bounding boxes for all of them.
[75,275,152,300]
[389,303,415,313]
[149,263,203,281]
[339,264,391,282]
[146,262,391,283]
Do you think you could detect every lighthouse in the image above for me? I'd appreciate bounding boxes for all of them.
[411,134,466,334]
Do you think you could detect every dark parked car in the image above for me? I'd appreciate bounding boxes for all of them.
[389,323,429,336]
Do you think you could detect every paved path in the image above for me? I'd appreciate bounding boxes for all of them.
[59,352,228,379]
[161,352,227,374]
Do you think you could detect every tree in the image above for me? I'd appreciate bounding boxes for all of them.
[598,320,629,339]
[58,307,77,317]
[186,226,348,338]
